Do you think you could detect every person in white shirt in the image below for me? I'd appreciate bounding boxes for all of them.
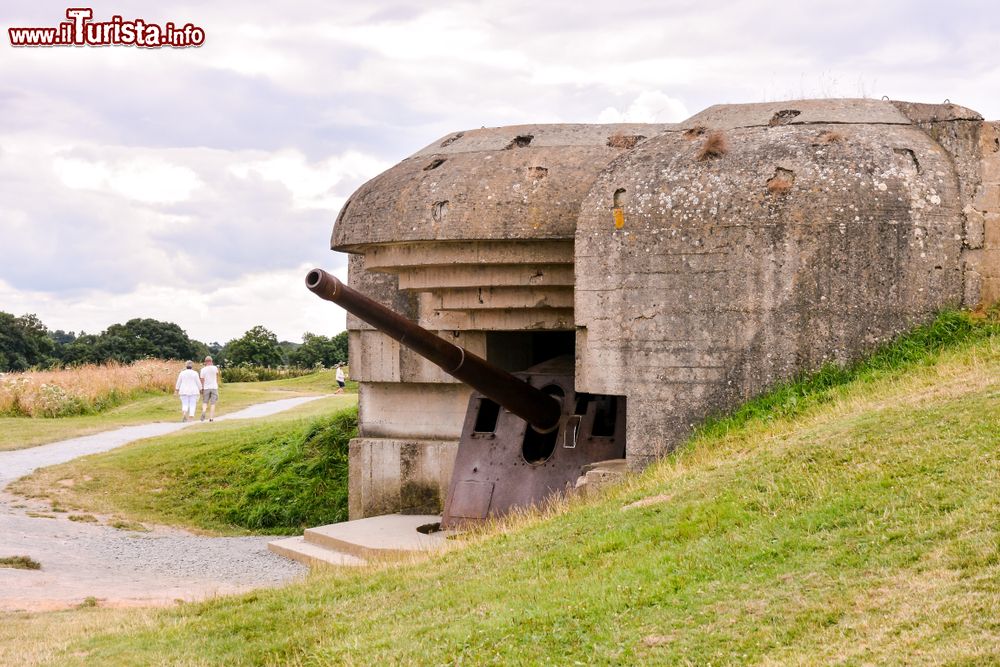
[199,356,221,422]
[174,360,202,422]
[335,364,346,394]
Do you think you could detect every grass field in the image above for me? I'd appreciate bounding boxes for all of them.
[0,370,350,452]
[11,395,358,535]
[3,314,998,665]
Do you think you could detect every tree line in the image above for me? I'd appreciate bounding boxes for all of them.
[0,312,347,373]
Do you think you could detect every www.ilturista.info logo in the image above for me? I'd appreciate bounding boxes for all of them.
[8,8,205,48]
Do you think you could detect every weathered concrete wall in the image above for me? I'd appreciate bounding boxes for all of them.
[336,125,671,518]
[576,99,966,469]
[330,99,998,518]
[348,438,457,518]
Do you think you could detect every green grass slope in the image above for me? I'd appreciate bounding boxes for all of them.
[8,314,1000,666]
[11,395,358,535]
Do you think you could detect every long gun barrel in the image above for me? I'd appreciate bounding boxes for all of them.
[305,268,562,433]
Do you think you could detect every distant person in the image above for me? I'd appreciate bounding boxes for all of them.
[335,363,346,394]
[174,360,202,423]
[200,355,221,422]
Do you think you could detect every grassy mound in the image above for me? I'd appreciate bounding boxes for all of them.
[7,313,1000,665]
[12,397,357,534]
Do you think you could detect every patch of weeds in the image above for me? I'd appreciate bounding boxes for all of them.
[0,555,41,570]
[25,512,56,519]
[110,519,149,532]
[68,514,99,523]
[77,596,100,608]
[696,131,728,160]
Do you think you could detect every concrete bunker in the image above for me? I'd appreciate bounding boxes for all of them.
[319,99,999,523]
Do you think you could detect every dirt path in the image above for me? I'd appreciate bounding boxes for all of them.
[0,396,329,612]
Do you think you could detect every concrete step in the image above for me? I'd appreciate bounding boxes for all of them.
[303,514,449,561]
[267,536,367,568]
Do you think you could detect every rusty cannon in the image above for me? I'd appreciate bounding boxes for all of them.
[306,268,625,528]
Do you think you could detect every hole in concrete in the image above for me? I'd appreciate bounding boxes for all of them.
[440,132,464,147]
[768,110,801,126]
[505,134,533,149]
[993,137,999,153]
[766,167,795,196]
[607,133,646,149]
[473,398,501,433]
[432,200,449,222]
[591,395,618,437]
[613,188,628,208]
[417,522,442,534]
[893,147,920,174]
[423,158,446,171]
[527,166,548,179]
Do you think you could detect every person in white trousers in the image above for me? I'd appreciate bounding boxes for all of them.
[174,360,202,422]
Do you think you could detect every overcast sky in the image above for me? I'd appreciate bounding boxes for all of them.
[2,1,998,343]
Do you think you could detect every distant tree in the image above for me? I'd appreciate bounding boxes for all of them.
[52,319,203,365]
[100,318,202,362]
[277,340,301,366]
[0,312,57,371]
[59,333,102,365]
[49,329,76,346]
[224,326,284,367]
[288,331,348,368]
[206,341,226,367]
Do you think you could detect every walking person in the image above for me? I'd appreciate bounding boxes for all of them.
[335,363,346,394]
[200,355,221,422]
[174,360,202,422]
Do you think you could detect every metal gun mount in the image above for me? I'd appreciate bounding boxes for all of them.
[306,268,625,528]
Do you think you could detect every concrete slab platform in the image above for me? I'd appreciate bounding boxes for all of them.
[303,514,449,561]
[267,536,367,568]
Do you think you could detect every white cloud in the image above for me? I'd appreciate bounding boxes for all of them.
[597,90,690,124]
[228,149,389,210]
[53,155,203,204]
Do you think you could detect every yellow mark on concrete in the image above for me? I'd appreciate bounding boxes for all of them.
[613,207,625,229]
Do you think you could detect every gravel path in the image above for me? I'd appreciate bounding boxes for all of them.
[0,396,327,612]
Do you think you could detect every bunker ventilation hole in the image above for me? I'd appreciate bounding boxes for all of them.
[893,147,921,174]
[440,132,464,147]
[768,109,801,127]
[612,188,628,229]
[527,166,548,179]
[521,385,564,464]
[696,131,728,161]
[613,188,628,207]
[505,134,533,149]
[473,398,501,434]
[607,133,646,149]
[683,126,707,139]
[423,158,446,171]
[431,200,449,222]
[591,395,618,437]
[767,167,795,196]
